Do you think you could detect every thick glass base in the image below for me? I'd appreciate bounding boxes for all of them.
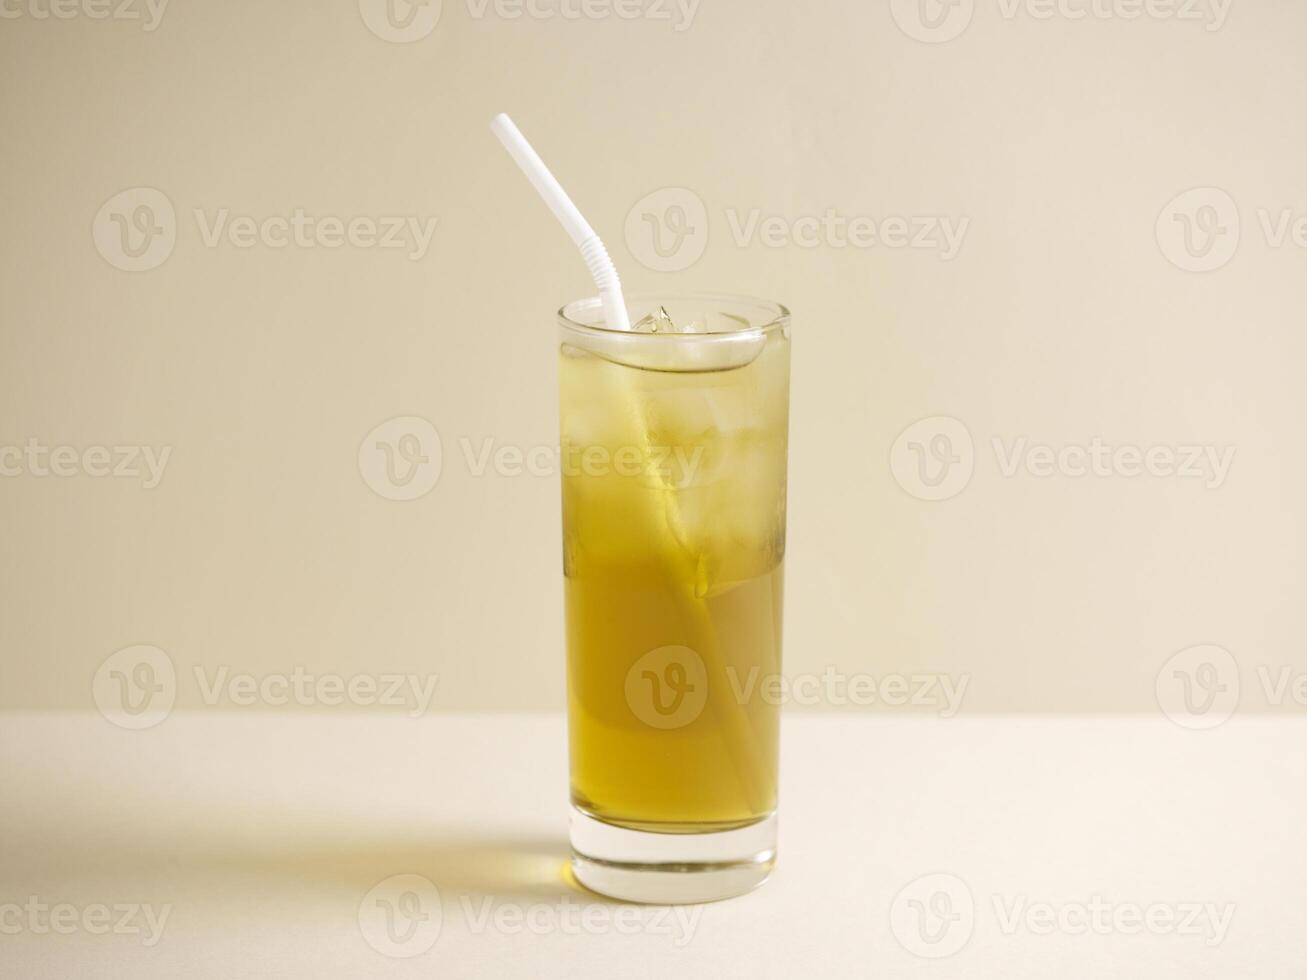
[569,807,776,904]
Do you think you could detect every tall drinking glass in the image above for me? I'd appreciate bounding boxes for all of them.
[558,294,790,903]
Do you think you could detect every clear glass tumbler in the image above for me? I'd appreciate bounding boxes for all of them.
[558,293,790,903]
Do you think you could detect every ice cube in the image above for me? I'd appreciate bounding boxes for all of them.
[632,305,679,333]
[630,308,755,337]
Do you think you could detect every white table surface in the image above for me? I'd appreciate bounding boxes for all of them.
[1,712,1302,978]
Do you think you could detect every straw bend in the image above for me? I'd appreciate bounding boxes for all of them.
[578,235,629,332]
[490,112,631,331]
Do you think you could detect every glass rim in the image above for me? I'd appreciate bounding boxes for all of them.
[557,291,791,339]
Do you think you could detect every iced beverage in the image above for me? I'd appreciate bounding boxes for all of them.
[559,294,790,903]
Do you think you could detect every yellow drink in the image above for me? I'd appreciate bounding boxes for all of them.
[560,304,790,836]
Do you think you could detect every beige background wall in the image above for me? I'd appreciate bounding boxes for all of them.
[1,0,1303,715]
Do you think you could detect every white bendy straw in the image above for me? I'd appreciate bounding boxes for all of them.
[490,113,631,331]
